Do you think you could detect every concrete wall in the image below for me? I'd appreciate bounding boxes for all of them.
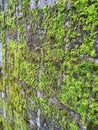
[30,0,58,9]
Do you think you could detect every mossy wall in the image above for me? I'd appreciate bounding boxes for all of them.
[0,0,98,129]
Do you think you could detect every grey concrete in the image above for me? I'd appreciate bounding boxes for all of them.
[30,0,58,10]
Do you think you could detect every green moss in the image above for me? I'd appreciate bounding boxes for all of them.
[1,0,98,129]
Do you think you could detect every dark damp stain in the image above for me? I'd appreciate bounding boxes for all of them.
[86,31,90,36]
[88,1,92,6]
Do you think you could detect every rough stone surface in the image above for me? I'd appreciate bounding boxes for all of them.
[30,0,58,9]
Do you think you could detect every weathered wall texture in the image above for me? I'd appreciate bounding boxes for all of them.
[0,0,98,130]
[30,0,58,9]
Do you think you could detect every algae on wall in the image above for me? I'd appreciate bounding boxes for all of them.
[0,0,98,129]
